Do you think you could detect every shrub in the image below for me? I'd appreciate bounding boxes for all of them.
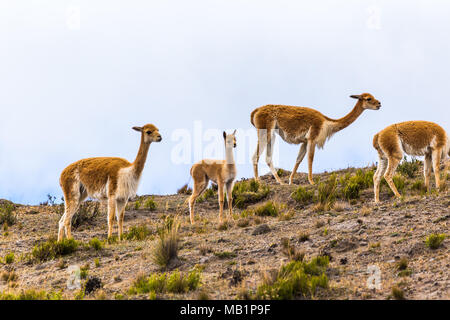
[88,238,104,251]
[342,181,361,200]
[128,268,201,295]
[0,203,16,227]
[4,252,14,264]
[425,234,446,249]
[255,256,329,300]
[232,180,270,209]
[253,201,279,217]
[71,202,100,229]
[391,286,405,300]
[134,198,142,210]
[124,224,152,241]
[1,270,18,283]
[31,238,79,262]
[143,197,157,211]
[214,251,237,259]
[411,180,427,194]
[197,187,215,203]
[397,157,420,178]
[177,184,192,195]
[316,174,338,210]
[152,219,180,269]
[0,289,62,300]
[291,186,314,205]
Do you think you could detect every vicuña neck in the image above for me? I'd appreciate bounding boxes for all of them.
[225,145,235,165]
[132,135,151,177]
[329,100,364,132]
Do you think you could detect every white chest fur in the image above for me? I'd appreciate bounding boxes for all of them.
[117,166,141,200]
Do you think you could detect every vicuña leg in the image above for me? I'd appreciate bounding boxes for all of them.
[107,197,116,238]
[384,157,402,198]
[116,199,127,240]
[217,180,225,222]
[58,199,79,241]
[373,155,388,203]
[424,152,432,192]
[225,181,234,218]
[252,129,267,181]
[289,142,307,185]
[188,177,208,224]
[431,148,442,189]
[307,140,316,185]
[266,129,283,184]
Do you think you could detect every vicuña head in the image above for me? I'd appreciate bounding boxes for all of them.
[251,92,381,185]
[58,123,162,241]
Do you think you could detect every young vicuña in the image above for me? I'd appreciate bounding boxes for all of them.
[188,130,237,224]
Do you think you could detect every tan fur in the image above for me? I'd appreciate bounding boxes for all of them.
[373,121,448,203]
[251,93,381,185]
[188,131,237,224]
[58,124,162,241]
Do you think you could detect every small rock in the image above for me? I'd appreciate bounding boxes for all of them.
[252,224,271,236]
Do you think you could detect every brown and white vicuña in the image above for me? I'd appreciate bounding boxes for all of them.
[250,93,381,185]
[58,124,162,241]
[373,121,449,203]
[188,130,237,224]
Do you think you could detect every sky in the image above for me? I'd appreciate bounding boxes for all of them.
[1,0,449,204]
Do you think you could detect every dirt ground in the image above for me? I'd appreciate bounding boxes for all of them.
[0,166,449,300]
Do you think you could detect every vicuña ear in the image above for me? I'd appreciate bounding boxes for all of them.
[350,95,361,99]
[132,126,143,132]
[232,129,236,135]
[223,131,227,139]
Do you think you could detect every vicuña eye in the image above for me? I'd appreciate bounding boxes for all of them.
[146,131,152,134]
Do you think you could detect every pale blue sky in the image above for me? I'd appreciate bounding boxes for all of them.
[1,0,449,204]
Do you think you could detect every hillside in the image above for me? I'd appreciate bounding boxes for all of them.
[0,160,449,300]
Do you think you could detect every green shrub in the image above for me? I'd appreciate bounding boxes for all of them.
[134,198,142,210]
[316,174,338,210]
[342,181,361,200]
[124,224,152,241]
[256,256,329,300]
[393,175,406,194]
[0,203,16,227]
[0,289,62,300]
[31,238,79,262]
[425,234,446,249]
[397,157,420,178]
[4,252,14,264]
[214,251,237,259]
[128,268,201,295]
[143,197,157,211]
[232,180,270,209]
[291,186,314,205]
[411,180,427,194]
[88,238,104,251]
[197,187,216,203]
[253,201,279,217]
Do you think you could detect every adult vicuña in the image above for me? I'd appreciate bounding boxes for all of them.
[58,124,162,241]
[251,93,381,185]
[373,121,449,203]
[188,130,237,224]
